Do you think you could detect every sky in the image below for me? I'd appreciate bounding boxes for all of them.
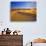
[11,2,36,9]
[0,0,46,46]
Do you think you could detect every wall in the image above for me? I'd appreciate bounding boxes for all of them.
[0,0,46,46]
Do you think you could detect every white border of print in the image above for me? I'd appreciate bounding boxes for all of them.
[10,0,37,2]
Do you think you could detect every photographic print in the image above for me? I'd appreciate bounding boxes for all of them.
[10,2,36,21]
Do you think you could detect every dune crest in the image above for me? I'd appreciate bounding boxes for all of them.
[32,38,46,43]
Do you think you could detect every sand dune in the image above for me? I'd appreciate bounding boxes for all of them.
[10,8,36,21]
[32,38,46,43]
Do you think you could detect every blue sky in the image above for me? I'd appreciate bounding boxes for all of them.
[11,2,36,9]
